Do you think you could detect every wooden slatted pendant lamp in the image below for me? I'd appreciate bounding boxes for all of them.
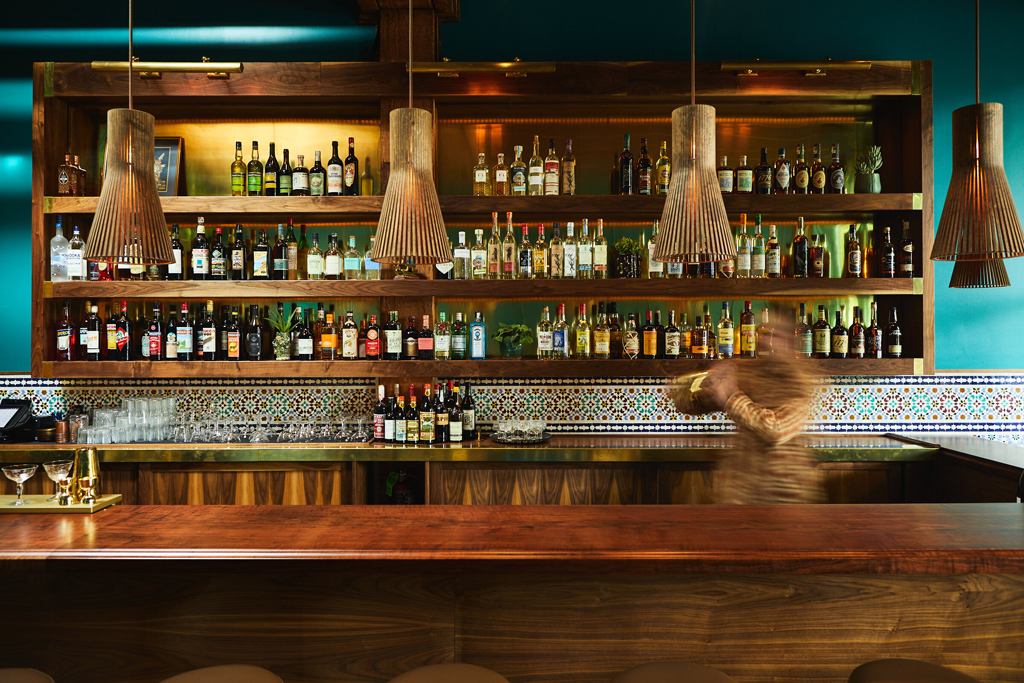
[653,0,735,266]
[950,258,1010,288]
[85,0,173,266]
[932,0,1023,287]
[372,0,451,265]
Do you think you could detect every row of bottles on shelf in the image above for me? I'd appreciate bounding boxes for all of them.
[717,144,846,195]
[55,297,902,363]
[372,382,479,445]
[231,139,373,197]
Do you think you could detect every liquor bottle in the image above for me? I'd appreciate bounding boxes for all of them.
[737,300,755,358]
[591,303,610,359]
[662,310,680,360]
[510,145,527,196]
[299,231,321,281]
[174,303,192,361]
[886,308,903,358]
[432,383,448,443]
[622,313,640,359]
[845,224,862,278]
[57,154,74,196]
[309,151,326,197]
[364,314,381,361]
[756,307,774,358]
[278,148,292,196]
[812,305,831,359]
[766,225,781,278]
[433,312,451,360]
[562,222,578,278]
[399,316,417,360]
[574,303,591,359]
[552,304,570,359]
[544,138,560,196]
[360,156,373,197]
[794,303,812,359]
[225,224,244,281]
[772,148,791,194]
[417,314,434,360]
[393,393,407,444]
[264,142,279,196]
[689,313,707,360]
[865,302,882,358]
[289,305,302,360]
[717,302,734,359]
[450,231,471,280]
[469,312,487,360]
[343,138,359,196]
[735,214,750,278]
[792,217,808,278]
[250,229,269,280]
[115,300,133,360]
[517,225,534,279]
[449,385,464,443]
[830,309,848,359]
[198,300,217,361]
[750,215,766,278]
[879,226,896,278]
[225,306,242,361]
[295,308,314,361]
[716,155,733,193]
[655,141,671,195]
[577,220,593,279]
[653,310,666,359]
[640,310,657,360]
[291,154,310,196]
[191,218,210,280]
[319,313,338,360]
[486,212,501,279]
[148,304,165,361]
[49,215,69,281]
[533,224,549,279]
[231,141,245,196]
[793,144,809,194]
[209,227,227,280]
[848,306,866,359]
[103,304,119,360]
[754,148,772,194]
[473,152,491,196]
[343,235,362,280]
[418,384,435,444]
[561,139,576,196]
[548,224,564,279]
[809,234,825,278]
[66,224,86,281]
[827,143,845,194]
[492,152,508,196]
[451,311,468,360]
[619,134,635,195]
[406,388,420,444]
[339,310,357,360]
[241,304,260,360]
[735,155,753,194]
[55,299,76,361]
[72,155,86,196]
[591,219,609,278]
[246,141,263,196]
[528,136,544,196]
[285,220,299,280]
[324,234,341,280]
[379,311,400,361]
[470,228,487,279]
[372,385,387,440]
[266,224,285,281]
[82,305,101,361]
[647,220,663,278]
[810,143,826,194]
[898,220,914,278]
[678,312,692,359]
[634,137,652,195]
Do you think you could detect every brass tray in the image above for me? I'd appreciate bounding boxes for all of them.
[0,494,122,514]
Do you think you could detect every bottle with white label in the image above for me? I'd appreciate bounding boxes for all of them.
[326,140,344,196]
[363,235,381,280]
[453,232,472,279]
[536,306,554,359]
[528,135,544,196]
[544,138,560,195]
[577,219,593,279]
[191,218,210,280]
[647,220,664,278]
[562,223,577,279]
[493,153,508,196]
[735,213,751,278]
[473,152,491,196]
[593,219,608,279]
[750,214,766,278]
[50,215,68,281]
[471,229,487,279]
[434,312,451,360]
[451,312,468,359]
[341,310,358,360]
[324,234,341,280]
[343,235,362,280]
[306,232,324,280]
[717,156,734,193]
[66,224,86,281]
[766,225,782,278]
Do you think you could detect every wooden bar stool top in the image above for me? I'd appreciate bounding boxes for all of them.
[0,670,54,683]
[611,661,737,683]
[848,659,982,683]
[389,664,510,683]
[159,665,282,683]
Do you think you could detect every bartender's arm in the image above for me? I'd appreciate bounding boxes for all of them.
[695,365,807,445]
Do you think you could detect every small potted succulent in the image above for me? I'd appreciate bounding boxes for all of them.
[267,306,299,360]
[854,145,883,194]
[492,323,534,360]
[614,237,644,278]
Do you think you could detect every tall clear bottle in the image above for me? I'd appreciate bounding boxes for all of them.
[487,212,501,279]
[473,153,491,196]
[562,222,577,279]
[434,312,451,360]
[343,236,362,280]
[766,225,781,278]
[363,234,381,280]
[549,224,564,279]
[471,228,488,279]
[493,153,508,196]
[533,224,549,279]
[536,306,554,359]
[528,136,544,196]
[66,224,86,281]
[544,138,559,195]
[552,304,570,359]
[50,215,69,281]
[573,303,591,359]
[231,141,245,196]
[510,146,527,196]
[577,219,593,279]
[560,139,575,195]
[647,220,663,278]
[517,226,534,279]
[306,232,324,281]
[502,212,517,279]
[453,231,471,279]
[735,213,750,278]
[750,215,766,278]
[593,219,608,279]
[717,302,735,359]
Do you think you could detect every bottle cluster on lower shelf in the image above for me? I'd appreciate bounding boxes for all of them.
[373,382,479,445]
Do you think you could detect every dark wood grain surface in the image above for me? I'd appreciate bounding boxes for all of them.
[3,504,1024,573]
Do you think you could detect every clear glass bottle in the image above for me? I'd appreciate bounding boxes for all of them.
[655,141,671,195]
[536,306,554,360]
[562,222,577,279]
[487,212,501,279]
[573,303,591,359]
[593,219,608,279]
[549,224,564,279]
[552,303,570,359]
[517,225,534,279]
[469,311,487,360]
[533,224,549,279]
[434,312,451,360]
[502,212,517,279]
[493,153,508,196]
[324,233,341,280]
[593,302,610,359]
[766,225,781,278]
[305,232,324,280]
[647,220,663,278]
[577,219,593,279]
[756,307,775,358]
[66,224,86,281]
[622,313,639,359]
[560,139,575,196]
[750,215,766,278]
[453,231,471,279]
[343,235,362,280]
[363,235,381,280]
[50,215,68,281]
[544,138,560,195]
[528,135,544,196]
[510,145,527,196]
[473,152,491,196]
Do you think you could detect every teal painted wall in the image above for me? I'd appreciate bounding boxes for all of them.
[2,0,1022,370]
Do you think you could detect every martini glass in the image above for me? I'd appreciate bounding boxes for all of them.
[43,460,74,501]
[2,464,39,506]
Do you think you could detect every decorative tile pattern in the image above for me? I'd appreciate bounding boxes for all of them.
[0,374,1022,446]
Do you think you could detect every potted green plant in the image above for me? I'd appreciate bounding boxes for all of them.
[492,323,534,359]
[267,306,300,360]
[854,145,883,194]
[613,237,644,278]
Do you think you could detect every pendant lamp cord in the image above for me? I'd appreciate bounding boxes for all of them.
[690,0,695,108]
[975,0,980,104]
[128,0,133,110]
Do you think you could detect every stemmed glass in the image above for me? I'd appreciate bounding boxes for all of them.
[3,464,39,506]
[42,460,74,502]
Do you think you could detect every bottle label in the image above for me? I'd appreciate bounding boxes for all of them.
[57,329,71,351]
[538,330,553,352]
[273,257,288,273]
[681,330,690,351]
[472,249,487,277]
[848,250,862,274]
[310,172,325,196]
[503,244,515,274]
[578,245,592,270]
[488,244,500,275]
[406,419,419,443]
[812,170,826,189]
[756,170,772,192]
[658,166,671,193]
[519,249,532,272]
[766,249,781,274]
[419,413,435,441]
[813,329,830,353]
[550,245,563,277]
[164,249,181,275]
[66,250,83,278]
[576,331,590,356]
[344,163,356,188]
[404,335,418,357]
[882,253,896,276]
[321,333,337,352]
[718,169,733,192]
[475,170,487,183]
[202,327,216,353]
[177,327,192,353]
[812,252,824,275]
[436,335,450,352]
[737,246,751,270]
[751,252,765,273]
[798,331,813,355]
[373,414,385,439]
[594,245,608,272]
[638,169,651,193]
[148,331,162,358]
[247,172,261,194]
[623,333,640,357]
[888,344,902,356]
[454,248,471,261]
[643,330,657,357]
[106,324,117,351]
[736,170,753,193]
[364,256,380,274]
[228,332,241,359]
[562,165,575,195]
[231,172,244,194]
[278,174,292,194]
[450,419,463,443]
[529,167,543,192]
[436,261,454,275]
[117,326,130,351]
[192,248,209,274]
[661,331,676,355]
[830,168,845,190]
[717,332,732,356]
[463,409,476,432]
[327,165,343,193]
[832,335,849,354]
[340,329,357,357]
[395,418,407,443]
[307,254,323,275]
[292,171,309,192]
[563,246,577,278]
[739,324,755,353]
[366,330,380,357]
[552,330,565,355]
[795,168,809,189]
[343,257,361,273]
[647,246,663,273]
[418,336,434,351]
[533,251,547,276]
[850,333,866,356]
[325,254,340,275]
[385,330,402,354]
[211,254,226,276]
[775,164,790,189]
[164,332,177,358]
[495,169,508,183]
[86,329,100,353]
[225,249,242,273]
[511,169,526,192]
[264,171,277,191]
[453,334,467,354]
[900,245,914,273]
[436,411,449,428]
[384,416,395,441]
[286,245,298,272]
[471,325,486,359]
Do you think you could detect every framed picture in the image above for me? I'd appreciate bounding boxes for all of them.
[154,137,184,196]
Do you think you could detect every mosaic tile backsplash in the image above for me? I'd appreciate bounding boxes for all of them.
[1,374,1022,445]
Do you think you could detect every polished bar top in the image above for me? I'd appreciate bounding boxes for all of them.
[2,504,1023,574]
[0,434,936,463]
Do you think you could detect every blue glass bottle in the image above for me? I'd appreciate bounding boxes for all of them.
[469,312,487,360]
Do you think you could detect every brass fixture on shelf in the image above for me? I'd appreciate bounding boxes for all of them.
[720,58,871,77]
[91,58,243,79]
[408,58,555,77]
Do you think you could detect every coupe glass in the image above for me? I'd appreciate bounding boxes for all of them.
[3,464,38,506]
[42,459,74,501]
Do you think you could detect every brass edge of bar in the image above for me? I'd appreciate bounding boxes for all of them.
[41,282,52,299]
[914,358,924,375]
[912,192,922,209]
[913,278,923,295]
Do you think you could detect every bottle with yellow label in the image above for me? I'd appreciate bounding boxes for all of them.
[574,303,591,359]
[739,300,756,358]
